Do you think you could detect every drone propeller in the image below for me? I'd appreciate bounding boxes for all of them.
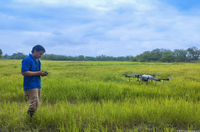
[125,74,139,77]
[160,78,176,84]
[130,74,140,76]
[161,78,175,81]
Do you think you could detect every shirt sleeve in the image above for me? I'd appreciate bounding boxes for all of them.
[21,59,31,73]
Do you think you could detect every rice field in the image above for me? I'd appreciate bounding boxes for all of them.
[0,60,200,131]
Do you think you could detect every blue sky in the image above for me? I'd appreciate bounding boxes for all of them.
[0,0,200,57]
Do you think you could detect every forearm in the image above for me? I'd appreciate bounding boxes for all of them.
[21,71,40,76]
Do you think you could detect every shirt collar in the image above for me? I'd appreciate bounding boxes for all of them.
[29,54,37,61]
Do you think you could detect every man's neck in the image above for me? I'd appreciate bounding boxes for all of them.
[31,54,37,60]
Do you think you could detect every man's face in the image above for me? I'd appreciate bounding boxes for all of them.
[32,50,44,59]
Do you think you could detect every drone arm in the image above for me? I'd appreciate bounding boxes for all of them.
[125,74,139,78]
[150,78,161,81]
[161,78,170,81]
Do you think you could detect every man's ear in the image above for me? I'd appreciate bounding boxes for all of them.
[33,50,37,54]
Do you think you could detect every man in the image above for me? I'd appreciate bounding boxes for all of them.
[21,45,48,117]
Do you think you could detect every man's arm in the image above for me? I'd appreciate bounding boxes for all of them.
[22,71,47,76]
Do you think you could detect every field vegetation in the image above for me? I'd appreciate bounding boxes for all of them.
[0,60,200,131]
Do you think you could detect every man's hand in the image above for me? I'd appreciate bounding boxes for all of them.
[37,71,48,76]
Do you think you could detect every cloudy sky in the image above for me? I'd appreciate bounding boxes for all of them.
[1,0,200,57]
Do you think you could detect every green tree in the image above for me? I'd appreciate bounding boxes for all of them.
[150,48,164,61]
[10,52,27,59]
[140,51,151,62]
[77,55,84,61]
[4,54,9,59]
[187,47,200,61]
[160,50,175,62]
[0,49,2,58]
[130,56,137,62]
[174,49,187,62]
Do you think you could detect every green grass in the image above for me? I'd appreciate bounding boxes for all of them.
[0,60,200,131]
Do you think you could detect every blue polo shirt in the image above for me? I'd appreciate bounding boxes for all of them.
[21,54,41,90]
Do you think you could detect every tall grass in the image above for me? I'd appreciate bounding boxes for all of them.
[0,60,200,131]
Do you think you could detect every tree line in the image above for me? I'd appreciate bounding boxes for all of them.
[130,47,200,62]
[1,52,132,61]
[0,47,199,62]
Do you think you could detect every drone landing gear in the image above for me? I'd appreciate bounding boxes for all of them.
[154,80,166,85]
[127,77,131,82]
[136,79,140,84]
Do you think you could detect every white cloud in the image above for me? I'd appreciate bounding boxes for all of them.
[13,0,156,11]
[1,0,200,56]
